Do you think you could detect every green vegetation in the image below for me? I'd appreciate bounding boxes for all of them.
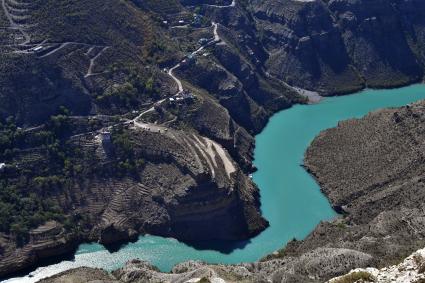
[93,61,166,114]
[0,0,180,125]
[0,106,69,161]
[0,109,86,245]
[413,254,425,274]
[96,82,139,108]
[0,186,65,246]
[111,126,145,176]
[332,271,376,283]
[0,102,149,246]
[96,68,160,110]
[336,222,347,229]
[0,118,23,160]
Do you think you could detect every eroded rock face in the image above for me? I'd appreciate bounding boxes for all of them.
[92,127,268,242]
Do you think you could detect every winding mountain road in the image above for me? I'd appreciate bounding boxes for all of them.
[125,21,227,137]
[167,64,183,95]
[85,46,110,78]
[212,22,220,42]
[167,23,222,97]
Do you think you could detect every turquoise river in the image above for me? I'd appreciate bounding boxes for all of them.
[6,84,425,283]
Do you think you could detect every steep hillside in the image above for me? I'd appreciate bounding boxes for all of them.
[251,0,425,94]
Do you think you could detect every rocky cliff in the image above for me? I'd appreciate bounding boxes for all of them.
[251,0,425,94]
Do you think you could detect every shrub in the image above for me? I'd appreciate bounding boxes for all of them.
[413,254,425,274]
[332,271,376,283]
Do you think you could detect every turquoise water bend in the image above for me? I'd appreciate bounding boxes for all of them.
[6,84,425,282]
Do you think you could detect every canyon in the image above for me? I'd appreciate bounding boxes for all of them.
[1,0,425,281]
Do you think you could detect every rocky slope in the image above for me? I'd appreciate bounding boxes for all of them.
[32,247,425,283]
[2,0,425,280]
[328,247,425,283]
[252,0,425,94]
[34,247,425,283]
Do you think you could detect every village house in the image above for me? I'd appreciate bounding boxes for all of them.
[198,38,209,46]
[180,54,196,67]
[169,90,195,104]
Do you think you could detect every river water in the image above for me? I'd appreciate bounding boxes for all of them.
[5,84,425,283]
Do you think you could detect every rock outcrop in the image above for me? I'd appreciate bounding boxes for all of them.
[328,247,425,283]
